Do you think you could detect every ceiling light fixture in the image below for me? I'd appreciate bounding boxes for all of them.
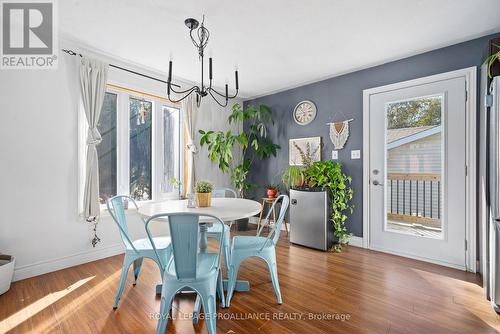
[166,15,239,107]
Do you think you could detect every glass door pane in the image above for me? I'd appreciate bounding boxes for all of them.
[385,95,443,239]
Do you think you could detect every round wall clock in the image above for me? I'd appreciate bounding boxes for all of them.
[293,100,317,125]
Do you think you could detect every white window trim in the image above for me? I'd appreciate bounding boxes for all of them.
[78,81,184,215]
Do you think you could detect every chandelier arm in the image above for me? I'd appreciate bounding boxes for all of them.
[189,29,200,49]
[167,87,199,103]
[208,86,238,99]
[208,86,226,98]
[169,83,200,95]
[208,89,228,108]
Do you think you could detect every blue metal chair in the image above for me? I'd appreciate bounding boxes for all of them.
[145,213,225,334]
[107,195,172,309]
[226,194,289,307]
[207,187,237,269]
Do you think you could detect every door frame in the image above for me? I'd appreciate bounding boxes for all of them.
[362,67,477,272]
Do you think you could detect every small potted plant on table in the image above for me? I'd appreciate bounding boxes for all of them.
[266,184,280,199]
[195,180,214,207]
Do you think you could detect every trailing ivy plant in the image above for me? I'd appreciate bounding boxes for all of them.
[305,160,354,252]
[199,103,280,197]
[484,43,500,78]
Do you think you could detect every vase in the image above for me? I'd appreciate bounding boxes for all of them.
[196,192,212,207]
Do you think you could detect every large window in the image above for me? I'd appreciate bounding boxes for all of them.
[96,88,182,204]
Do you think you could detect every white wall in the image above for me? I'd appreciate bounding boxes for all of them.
[0,40,240,281]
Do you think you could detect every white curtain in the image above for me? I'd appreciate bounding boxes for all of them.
[79,57,109,223]
[182,95,198,193]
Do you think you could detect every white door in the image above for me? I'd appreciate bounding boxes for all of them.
[368,76,467,269]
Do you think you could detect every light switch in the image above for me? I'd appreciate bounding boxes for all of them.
[351,150,361,159]
[332,150,338,160]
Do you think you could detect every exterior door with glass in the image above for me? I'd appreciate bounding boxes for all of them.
[367,75,467,269]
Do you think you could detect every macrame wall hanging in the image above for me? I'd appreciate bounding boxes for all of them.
[327,118,353,149]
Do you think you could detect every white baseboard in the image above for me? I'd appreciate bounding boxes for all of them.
[348,236,364,248]
[13,243,125,282]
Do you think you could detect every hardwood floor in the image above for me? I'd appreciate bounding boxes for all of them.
[1,229,499,334]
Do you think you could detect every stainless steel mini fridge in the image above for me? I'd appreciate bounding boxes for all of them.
[289,189,333,251]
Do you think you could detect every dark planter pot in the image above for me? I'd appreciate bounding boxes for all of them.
[236,218,249,231]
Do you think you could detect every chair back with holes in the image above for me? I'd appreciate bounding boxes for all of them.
[212,187,237,198]
[144,213,224,279]
[257,195,290,246]
[107,195,138,251]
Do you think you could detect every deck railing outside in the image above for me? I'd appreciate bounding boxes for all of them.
[386,173,441,229]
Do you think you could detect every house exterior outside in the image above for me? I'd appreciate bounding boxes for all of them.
[386,126,442,230]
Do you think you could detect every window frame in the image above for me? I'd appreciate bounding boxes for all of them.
[102,84,184,207]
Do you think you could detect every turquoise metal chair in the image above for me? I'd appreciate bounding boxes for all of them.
[207,187,237,269]
[226,194,289,307]
[107,195,172,309]
[145,213,225,334]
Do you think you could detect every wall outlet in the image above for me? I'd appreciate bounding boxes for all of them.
[332,150,338,160]
[351,150,361,159]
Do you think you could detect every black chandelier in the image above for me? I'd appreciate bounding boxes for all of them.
[167,16,239,107]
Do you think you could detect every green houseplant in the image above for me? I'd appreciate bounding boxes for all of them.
[195,180,214,207]
[199,103,280,197]
[305,160,354,252]
[281,165,305,189]
[484,43,500,78]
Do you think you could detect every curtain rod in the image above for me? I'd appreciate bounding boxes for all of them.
[61,49,180,88]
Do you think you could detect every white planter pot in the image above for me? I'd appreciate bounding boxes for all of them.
[0,255,15,295]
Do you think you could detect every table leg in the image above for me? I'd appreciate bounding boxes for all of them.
[257,199,265,232]
[199,223,209,253]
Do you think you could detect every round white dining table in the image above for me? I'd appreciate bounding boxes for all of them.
[138,197,262,253]
[138,197,262,296]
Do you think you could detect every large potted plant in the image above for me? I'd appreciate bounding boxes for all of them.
[305,160,354,252]
[199,103,280,229]
[199,103,280,197]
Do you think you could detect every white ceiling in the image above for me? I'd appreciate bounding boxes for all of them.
[60,0,500,98]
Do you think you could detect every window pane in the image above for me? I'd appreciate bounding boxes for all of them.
[161,106,180,193]
[129,98,152,201]
[97,92,117,204]
[385,95,443,239]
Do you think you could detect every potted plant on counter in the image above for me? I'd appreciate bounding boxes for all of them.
[281,165,305,189]
[265,184,279,198]
[195,180,214,207]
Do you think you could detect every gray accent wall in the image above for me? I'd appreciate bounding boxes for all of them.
[244,33,499,237]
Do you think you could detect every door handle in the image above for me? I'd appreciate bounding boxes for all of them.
[291,199,297,205]
[372,180,384,186]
